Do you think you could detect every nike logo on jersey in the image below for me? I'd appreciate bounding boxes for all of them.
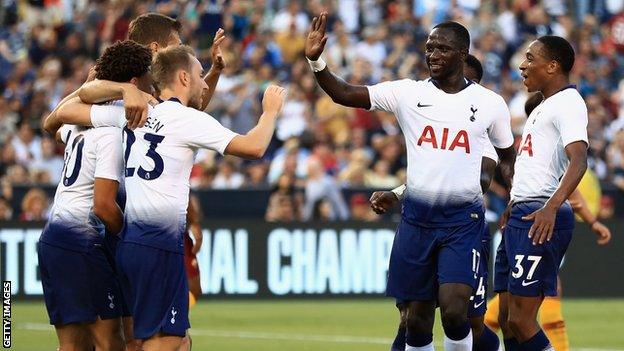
[417,102,432,107]
[473,300,485,309]
[521,279,539,287]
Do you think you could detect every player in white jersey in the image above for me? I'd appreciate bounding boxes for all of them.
[38,40,153,351]
[496,36,588,351]
[370,55,502,351]
[56,45,285,351]
[306,13,516,351]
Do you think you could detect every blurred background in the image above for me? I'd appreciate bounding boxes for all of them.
[0,0,623,350]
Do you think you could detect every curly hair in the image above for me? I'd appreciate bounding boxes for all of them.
[95,40,152,82]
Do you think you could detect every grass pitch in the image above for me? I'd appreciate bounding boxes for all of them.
[9,299,624,350]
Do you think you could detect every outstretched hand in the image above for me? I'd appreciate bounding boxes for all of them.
[211,28,226,71]
[305,12,329,61]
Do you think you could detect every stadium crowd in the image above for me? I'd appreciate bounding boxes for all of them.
[1,0,623,222]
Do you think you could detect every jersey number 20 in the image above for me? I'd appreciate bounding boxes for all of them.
[62,134,85,187]
[124,128,165,180]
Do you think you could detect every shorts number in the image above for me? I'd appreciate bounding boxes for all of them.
[471,249,481,279]
[470,277,486,302]
[512,255,542,279]
[62,133,85,187]
[124,128,165,180]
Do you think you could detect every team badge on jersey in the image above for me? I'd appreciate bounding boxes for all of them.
[469,105,478,122]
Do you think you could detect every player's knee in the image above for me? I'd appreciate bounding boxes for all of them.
[441,302,468,328]
[93,329,125,351]
[405,311,434,334]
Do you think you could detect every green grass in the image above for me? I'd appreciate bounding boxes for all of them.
[9,299,624,350]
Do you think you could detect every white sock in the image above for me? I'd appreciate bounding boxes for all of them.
[406,341,434,351]
[443,329,473,351]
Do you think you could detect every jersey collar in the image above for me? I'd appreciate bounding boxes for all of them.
[428,77,473,93]
[156,97,182,104]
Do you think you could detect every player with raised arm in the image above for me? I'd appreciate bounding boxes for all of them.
[495,36,588,351]
[306,12,516,351]
[370,54,501,351]
[57,45,285,351]
[37,40,153,351]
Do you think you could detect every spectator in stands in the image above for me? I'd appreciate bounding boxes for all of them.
[19,187,49,221]
[0,197,12,220]
[212,157,245,189]
[31,137,64,184]
[265,173,302,222]
[303,157,348,221]
[349,193,378,222]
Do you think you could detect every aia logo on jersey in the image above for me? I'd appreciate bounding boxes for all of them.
[417,125,470,153]
[519,134,533,156]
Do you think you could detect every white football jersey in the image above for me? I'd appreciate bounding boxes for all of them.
[90,99,238,252]
[45,125,123,239]
[367,78,513,225]
[482,139,498,163]
[510,87,588,202]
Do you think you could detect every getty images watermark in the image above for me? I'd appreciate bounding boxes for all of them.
[2,281,10,348]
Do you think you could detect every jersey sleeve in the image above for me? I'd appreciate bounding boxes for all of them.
[94,127,123,182]
[366,79,412,114]
[553,97,588,147]
[487,96,515,149]
[482,139,499,163]
[90,100,127,128]
[58,125,74,144]
[179,110,239,155]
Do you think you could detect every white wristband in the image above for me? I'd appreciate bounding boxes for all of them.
[391,184,407,201]
[307,57,327,72]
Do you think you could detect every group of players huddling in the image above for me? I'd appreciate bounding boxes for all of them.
[37,8,608,351]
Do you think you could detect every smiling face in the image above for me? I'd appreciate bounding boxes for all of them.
[425,28,467,80]
[519,40,553,93]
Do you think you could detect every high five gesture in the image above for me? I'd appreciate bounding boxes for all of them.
[305,13,328,61]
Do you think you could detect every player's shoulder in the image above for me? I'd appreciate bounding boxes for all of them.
[469,82,506,101]
[544,87,587,115]
[551,86,586,106]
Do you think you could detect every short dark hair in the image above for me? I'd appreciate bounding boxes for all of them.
[537,36,575,74]
[128,13,181,46]
[433,21,470,50]
[95,40,152,82]
[465,54,483,82]
[524,92,544,116]
[151,45,195,91]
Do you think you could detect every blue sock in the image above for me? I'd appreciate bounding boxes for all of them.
[504,337,520,351]
[474,326,500,351]
[520,330,551,351]
[406,332,433,347]
[443,321,471,340]
[391,327,406,351]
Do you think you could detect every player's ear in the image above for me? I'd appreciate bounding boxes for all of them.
[129,77,138,86]
[547,60,558,74]
[179,70,189,87]
[149,42,160,54]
